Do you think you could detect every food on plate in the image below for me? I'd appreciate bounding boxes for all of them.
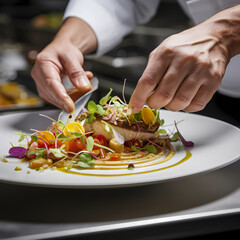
[7,89,194,173]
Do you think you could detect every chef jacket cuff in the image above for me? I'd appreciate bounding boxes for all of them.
[63,0,122,57]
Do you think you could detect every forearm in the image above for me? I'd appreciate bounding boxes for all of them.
[204,4,240,58]
[53,17,98,55]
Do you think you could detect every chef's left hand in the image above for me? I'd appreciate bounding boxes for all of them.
[129,5,240,112]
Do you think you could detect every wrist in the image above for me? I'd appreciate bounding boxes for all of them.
[53,17,98,54]
[205,5,240,58]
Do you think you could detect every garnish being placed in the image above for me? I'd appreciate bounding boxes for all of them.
[174,121,194,148]
[7,88,194,173]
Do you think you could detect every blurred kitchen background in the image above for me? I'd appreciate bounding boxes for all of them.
[0,0,239,126]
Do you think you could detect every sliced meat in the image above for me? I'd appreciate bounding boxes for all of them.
[84,120,160,141]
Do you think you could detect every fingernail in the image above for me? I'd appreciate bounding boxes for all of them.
[79,74,91,88]
[62,99,74,113]
[131,106,140,113]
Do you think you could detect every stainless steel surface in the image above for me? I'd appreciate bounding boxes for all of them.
[58,77,99,123]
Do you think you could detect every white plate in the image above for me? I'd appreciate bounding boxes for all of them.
[0,110,240,188]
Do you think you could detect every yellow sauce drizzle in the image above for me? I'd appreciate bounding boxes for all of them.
[58,151,192,177]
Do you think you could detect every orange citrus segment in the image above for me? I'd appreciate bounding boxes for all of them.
[37,131,55,145]
[141,107,155,124]
[63,122,85,137]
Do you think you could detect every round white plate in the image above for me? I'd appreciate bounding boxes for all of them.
[0,110,240,188]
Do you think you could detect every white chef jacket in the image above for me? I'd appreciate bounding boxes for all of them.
[63,0,160,57]
[64,0,240,98]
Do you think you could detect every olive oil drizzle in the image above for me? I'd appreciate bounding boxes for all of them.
[58,151,192,177]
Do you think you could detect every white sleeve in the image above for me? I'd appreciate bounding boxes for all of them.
[63,0,160,56]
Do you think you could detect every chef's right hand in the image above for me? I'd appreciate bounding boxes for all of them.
[31,17,97,113]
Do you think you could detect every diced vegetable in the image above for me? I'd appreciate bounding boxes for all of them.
[29,158,53,169]
[109,138,124,153]
[110,153,121,160]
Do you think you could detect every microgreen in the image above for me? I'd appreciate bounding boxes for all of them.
[88,100,98,113]
[171,132,179,142]
[86,136,94,152]
[77,153,95,168]
[35,148,47,159]
[56,120,65,130]
[87,101,104,123]
[99,88,113,106]
[130,145,140,152]
[17,131,26,142]
[49,148,66,158]
[31,135,38,142]
[88,113,96,124]
[157,129,167,135]
[143,144,157,154]
[97,105,104,115]
[69,131,82,137]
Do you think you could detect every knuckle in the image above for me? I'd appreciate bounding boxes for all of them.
[165,72,176,80]
[196,59,211,71]
[211,69,222,80]
[35,52,49,63]
[187,100,206,112]
[156,90,173,102]
[175,94,190,103]
[184,53,198,63]
[149,49,156,59]
[139,75,155,87]
[162,44,174,56]
[166,94,191,111]
[165,105,180,112]
[45,77,55,88]
[147,99,160,109]
[69,69,84,79]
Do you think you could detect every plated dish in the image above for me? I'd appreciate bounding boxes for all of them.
[0,91,240,188]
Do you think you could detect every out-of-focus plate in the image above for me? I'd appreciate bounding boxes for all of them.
[0,81,43,111]
[0,110,240,188]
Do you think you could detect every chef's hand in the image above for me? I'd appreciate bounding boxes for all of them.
[31,17,97,113]
[129,5,240,112]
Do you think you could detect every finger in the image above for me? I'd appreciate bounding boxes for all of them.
[32,61,74,113]
[36,80,74,112]
[86,71,94,79]
[59,53,92,92]
[129,50,170,112]
[164,73,204,111]
[146,56,194,109]
[164,59,219,111]
[184,77,221,112]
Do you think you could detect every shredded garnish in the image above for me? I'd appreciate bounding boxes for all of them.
[6,87,193,172]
